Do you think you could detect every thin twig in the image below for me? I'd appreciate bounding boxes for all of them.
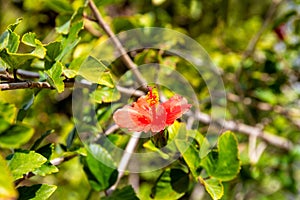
[104,124,120,135]
[243,0,282,58]
[106,132,141,194]
[88,0,148,90]
[227,92,300,129]
[233,0,283,125]
[116,85,145,97]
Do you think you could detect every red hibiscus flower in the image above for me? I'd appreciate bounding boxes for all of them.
[113,87,191,133]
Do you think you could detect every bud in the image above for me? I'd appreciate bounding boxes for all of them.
[151,129,169,148]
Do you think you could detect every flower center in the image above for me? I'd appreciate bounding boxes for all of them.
[146,87,159,106]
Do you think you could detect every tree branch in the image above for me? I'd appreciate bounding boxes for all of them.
[194,112,293,151]
[0,81,53,90]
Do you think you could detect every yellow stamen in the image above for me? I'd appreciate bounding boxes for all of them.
[146,87,159,106]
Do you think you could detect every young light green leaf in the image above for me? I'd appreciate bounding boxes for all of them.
[7,151,47,180]
[0,124,34,149]
[151,168,188,200]
[17,184,57,200]
[102,186,139,200]
[99,71,115,88]
[46,61,65,93]
[143,140,170,159]
[0,154,18,200]
[199,177,224,200]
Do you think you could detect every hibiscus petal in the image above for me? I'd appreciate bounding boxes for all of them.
[150,104,167,133]
[162,94,192,125]
[113,106,151,132]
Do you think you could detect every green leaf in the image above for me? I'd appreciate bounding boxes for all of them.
[36,143,55,160]
[0,28,46,69]
[17,92,35,121]
[199,177,224,200]
[0,18,22,53]
[22,32,38,47]
[142,140,170,159]
[33,162,58,176]
[201,131,240,181]
[44,41,62,70]
[0,118,10,133]
[33,143,58,176]
[0,154,18,200]
[0,102,16,123]
[17,184,57,200]
[7,151,47,180]
[91,86,121,103]
[0,48,45,69]
[78,56,110,84]
[99,71,115,88]
[151,168,188,200]
[56,20,71,35]
[46,62,65,93]
[102,186,139,200]
[66,127,76,150]
[83,144,118,191]
[187,129,210,159]
[8,18,23,32]
[31,130,54,150]
[0,124,34,149]
[254,88,277,105]
[175,138,201,178]
[44,0,73,14]
[56,7,84,60]
[30,129,54,150]
[6,31,20,53]
[63,56,85,78]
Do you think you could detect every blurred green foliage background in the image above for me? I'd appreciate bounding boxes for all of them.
[0,0,300,199]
